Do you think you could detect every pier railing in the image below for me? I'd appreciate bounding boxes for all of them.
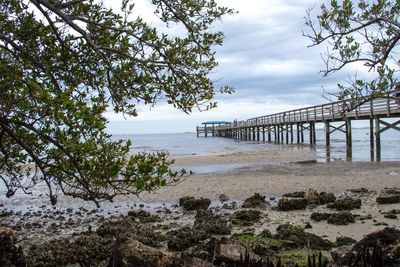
[217,92,400,130]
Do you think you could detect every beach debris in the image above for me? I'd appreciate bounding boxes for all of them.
[242,193,268,209]
[327,197,362,210]
[110,239,175,267]
[178,196,211,211]
[232,209,262,226]
[0,227,25,267]
[305,189,320,205]
[277,197,308,211]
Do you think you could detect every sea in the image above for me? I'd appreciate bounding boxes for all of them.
[114,127,400,164]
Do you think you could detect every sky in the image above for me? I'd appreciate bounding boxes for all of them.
[105,0,369,134]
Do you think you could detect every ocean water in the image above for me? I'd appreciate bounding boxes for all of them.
[114,126,400,163]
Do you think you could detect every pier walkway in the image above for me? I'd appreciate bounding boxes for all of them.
[197,92,400,161]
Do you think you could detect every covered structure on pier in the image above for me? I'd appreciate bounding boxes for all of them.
[196,121,231,137]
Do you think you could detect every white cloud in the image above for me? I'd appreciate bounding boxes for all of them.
[103,0,374,134]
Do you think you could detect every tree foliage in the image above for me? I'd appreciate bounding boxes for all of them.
[0,0,234,206]
[304,0,400,106]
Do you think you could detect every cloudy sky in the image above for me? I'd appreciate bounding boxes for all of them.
[106,0,367,134]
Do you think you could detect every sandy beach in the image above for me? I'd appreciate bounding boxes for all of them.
[139,149,400,203]
[2,147,400,266]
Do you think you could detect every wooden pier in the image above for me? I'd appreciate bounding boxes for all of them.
[202,93,400,161]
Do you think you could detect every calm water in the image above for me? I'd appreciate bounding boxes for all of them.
[114,127,400,163]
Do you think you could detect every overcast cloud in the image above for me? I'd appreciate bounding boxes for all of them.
[106,0,369,134]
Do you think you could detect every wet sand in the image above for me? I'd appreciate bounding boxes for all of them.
[139,149,400,241]
[140,149,400,203]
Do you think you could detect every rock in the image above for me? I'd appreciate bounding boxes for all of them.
[335,227,400,266]
[110,239,175,267]
[331,246,352,263]
[304,222,312,229]
[194,209,231,235]
[214,243,261,266]
[232,210,262,226]
[335,236,357,247]
[0,227,25,267]
[352,227,400,251]
[26,233,112,267]
[384,214,398,219]
[278,197,308,211]
[167,226,208,251]
[96,217,166,247]
[310,212,331,222]
[219,194,229,202]
[258,229,272,238]
[166,210,228,252]
[318,192,336,204]
[179,196,211,211]
[376,194,400,204]
[282,191,306,198]
[127,209,161,223]
[327,212,355,225]
[350,188,369,193]
[182,257,213,267]
[327,197,361,210]
[242,193,267,209]
[222,202,237,210]
[275,223,333,249]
